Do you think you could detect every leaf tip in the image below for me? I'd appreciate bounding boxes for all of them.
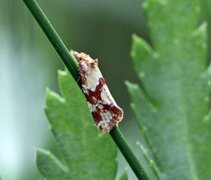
[37,148,49,155]
[125,81,138,91]
[58,69,67,77]
[124,80,131,87]
[45,87,52,103]
[36,148,51,166]
[44,88,65,115]
[131,35,153,61]
[44,87,51,110]
[142,1,149,10]
[191,22,207,52]
[118,168,128,180]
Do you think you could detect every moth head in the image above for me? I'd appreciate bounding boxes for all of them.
[72,50,98,69]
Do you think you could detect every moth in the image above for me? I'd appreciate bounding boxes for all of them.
[72,51,123,132]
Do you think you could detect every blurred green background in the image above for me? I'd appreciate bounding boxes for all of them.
[0,0,210,179]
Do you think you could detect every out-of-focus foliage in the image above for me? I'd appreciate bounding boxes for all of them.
[127,0,211,179]
[0,1,59,180]
[38,70,117,179]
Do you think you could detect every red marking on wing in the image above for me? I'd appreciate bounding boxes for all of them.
[85,78,105,104]
[92,111,102,123]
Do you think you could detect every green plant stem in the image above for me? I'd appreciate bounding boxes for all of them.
[22,0,148,179]
[110,127,148,179]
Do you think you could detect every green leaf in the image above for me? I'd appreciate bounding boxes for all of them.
[37,70,117,180]
[127,0,211,179]
[118,170,128,180]
[37,149,69,179]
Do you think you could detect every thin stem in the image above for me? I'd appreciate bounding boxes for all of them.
[22,0,149,179]
[110,127,148,180]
